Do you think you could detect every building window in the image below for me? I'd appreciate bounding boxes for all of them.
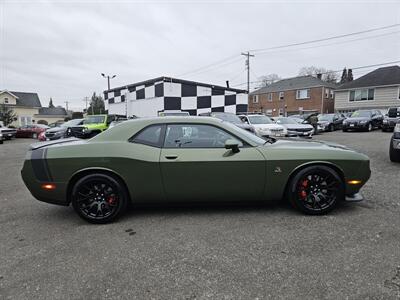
[268,93,273,102]
[4,97,9,104]
[398,87,400,100]
[266,109,273,115]
[296,89,310,100]
[279,91,284,100]
[278,108,284,116]
[252,95,259,103]
[349,88,374,101]
[325,88,329,98]
[330,90,334,98]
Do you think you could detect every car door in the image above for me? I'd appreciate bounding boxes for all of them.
[160,123,266,202]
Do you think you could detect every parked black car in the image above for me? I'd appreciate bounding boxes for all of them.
[44,118,84,140]
[317,113,345,132]
[342,110,384,132]
[389,121,400,162]
[198,112,255,133]
[382,107,400,132]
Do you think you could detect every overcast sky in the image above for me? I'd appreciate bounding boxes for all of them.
[1,0,399,111]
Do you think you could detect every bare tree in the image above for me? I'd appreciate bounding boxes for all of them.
[298,66,338,83]
[257,74,281,87]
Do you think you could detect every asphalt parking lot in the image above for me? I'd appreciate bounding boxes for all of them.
[0,131,399,299]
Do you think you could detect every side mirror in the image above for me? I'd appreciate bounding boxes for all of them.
[225,139,240,153]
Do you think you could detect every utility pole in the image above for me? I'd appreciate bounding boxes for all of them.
[241,51,255,94]
[83,97,89,112]
[101,73,116,90]
[64,101,69,112]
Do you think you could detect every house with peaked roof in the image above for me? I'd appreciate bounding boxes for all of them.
[34,107,68,125]
[335,66,400,113]
[0,90,68,126]
[0,90,42,126]
[248,76,337,116]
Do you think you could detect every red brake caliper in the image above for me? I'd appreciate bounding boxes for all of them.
[299,180,308,199]
[107,196,116,205]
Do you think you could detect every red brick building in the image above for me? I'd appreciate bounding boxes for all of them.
[248,76,337,116]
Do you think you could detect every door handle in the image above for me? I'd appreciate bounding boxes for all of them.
[165,155,178,160]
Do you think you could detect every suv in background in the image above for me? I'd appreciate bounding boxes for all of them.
[342,109,384,132]
[198,112,255,134]
[382,107,400,132]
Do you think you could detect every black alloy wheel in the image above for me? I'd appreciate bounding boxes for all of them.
[367,123,372,132]
[71,174,128,223]
[288,166,344,215]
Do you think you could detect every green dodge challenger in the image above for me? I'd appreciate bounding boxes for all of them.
[21,117,371,223]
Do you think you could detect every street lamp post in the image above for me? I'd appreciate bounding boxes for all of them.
[101,73,116,90]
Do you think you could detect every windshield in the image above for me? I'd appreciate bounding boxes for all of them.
[351,111,371,118]
[318,114,334,121]
[61,119,83,127]
[248,115,273,124]
[83,115,106,124]
[274,117,298,125]
[223,122,266,145]
[213,113,242,124]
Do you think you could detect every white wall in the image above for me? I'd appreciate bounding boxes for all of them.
[129,97,164,117]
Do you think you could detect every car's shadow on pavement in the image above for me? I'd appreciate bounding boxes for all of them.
[39,199,362,225]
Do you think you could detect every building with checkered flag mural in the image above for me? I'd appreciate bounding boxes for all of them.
[104,77,248,117]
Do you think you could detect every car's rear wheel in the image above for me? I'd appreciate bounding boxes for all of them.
[71,174,128,224]
[329,124,334,132]
[288,166,344,215]
[389,137,400,162]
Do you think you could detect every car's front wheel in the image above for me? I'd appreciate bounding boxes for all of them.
[288,165,344,215]
[71,173,128,224]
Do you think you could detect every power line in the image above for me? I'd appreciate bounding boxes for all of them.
[249,23,400,53]
[177,23,400,79]
[231,60,400,87]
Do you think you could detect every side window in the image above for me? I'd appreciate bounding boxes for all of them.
[131,125,163,147]
[164,124,241,148]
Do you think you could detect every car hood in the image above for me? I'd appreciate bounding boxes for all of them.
[234,123,253,130]
[269,139,350,151]
[252,124,284,130]
[345,117,370,122]
[46,126,67,133]
[281,123,313,130]
[0,126,16,132]
[318,120,331,125]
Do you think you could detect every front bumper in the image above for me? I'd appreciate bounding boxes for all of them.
[342,123,369,130]
[345,193,364,202]
[286,130,313,138]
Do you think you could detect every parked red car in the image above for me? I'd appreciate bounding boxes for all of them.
[16,124,49,139]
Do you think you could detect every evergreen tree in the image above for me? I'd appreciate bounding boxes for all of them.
[340,68,348,84]
[0,103,17,126]
[48,97,55,108]
[87,92,105,115]
[347,69,354,82]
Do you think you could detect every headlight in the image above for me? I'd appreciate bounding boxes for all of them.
[82,127,87,133]
[395,124,400,133]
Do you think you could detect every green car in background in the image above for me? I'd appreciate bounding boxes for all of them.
[21,117,371,224]
[67,114,125,138]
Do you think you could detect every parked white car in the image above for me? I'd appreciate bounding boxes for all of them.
[239,114,287,137]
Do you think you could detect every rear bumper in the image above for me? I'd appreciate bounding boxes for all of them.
[21,155,69,206]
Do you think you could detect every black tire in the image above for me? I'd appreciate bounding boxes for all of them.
[342,128,348,132]
[288,165,344,215]
[329,124,334,132]
[389,137,400,162]
[71,174,128,224]
[367,123,372,132]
